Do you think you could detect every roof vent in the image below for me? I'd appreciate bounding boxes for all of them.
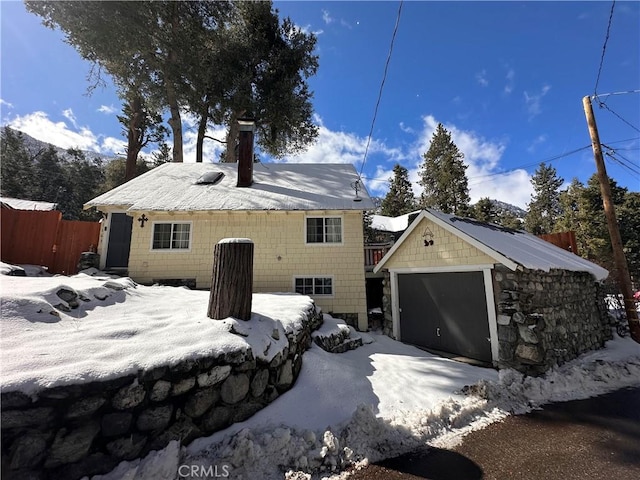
[196,171,224,185]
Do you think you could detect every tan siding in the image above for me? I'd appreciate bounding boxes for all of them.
[383,217,496,269]
[125,210,367,329]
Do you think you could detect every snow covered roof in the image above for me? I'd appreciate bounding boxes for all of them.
[374,209,609,280]
[85,163,375,212]
[0,196,57,211]
[370,210,421,232]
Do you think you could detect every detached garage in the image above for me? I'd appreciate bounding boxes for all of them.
[373,209,612,375]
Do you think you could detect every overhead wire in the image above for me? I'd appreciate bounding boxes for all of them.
[593,0,616,96]
[358,0,403,182]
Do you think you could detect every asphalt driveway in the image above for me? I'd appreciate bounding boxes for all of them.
[347,386,640,480]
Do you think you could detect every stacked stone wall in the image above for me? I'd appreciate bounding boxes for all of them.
[1,307,322,480]
[493,266,612,375]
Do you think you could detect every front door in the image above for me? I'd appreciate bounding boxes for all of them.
[398,271,492,362]
[105,213,133,268]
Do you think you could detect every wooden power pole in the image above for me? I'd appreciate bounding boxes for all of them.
[583,95,640,343]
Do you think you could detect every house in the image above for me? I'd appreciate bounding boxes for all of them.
[0,196,57,211]
[372,209,611,375]
[84,128,374,331]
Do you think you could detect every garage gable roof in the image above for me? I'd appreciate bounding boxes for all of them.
[374,209,609,280]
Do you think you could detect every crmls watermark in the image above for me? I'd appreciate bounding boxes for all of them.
[178,464,231,478]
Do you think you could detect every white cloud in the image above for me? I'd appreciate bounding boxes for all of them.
[527,134,547,153]
[1,98,14,109]
[322,9,334,24]
[399,122,414,134]
[504,68,515,95]
[524,85,551,119]
[98,105,118,115]
[6,110,128,157]
[476,69,489,87]
[62,108,78,128]
[296,24,323,37]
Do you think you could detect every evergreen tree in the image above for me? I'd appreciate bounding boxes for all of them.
[418,123,470,215]
[380,164,416,217]
[524,162,564,235]
[0,127,36,198]
[496,210,524,230]
[64,149,105,220]
[471,197,497,223]
[618,192,640,283]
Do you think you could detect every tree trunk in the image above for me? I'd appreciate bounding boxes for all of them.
[224,115,240,163]
[195,102,208,163]
[166,11,183,163]
[125,96,144,181]
[208,238,254,321]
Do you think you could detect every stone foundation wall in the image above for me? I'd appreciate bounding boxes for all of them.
[493,266,612,375]
[381,271,394,338]
[1,307,322,480]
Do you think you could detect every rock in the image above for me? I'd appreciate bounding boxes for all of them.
[197,365,231,387]
[101,412,132,437]
[50,453,118,480]
[106,434,147,460]
[66,396,106,419]
[56,288,79,308]
[9,434,48,469]
[144,417,201,454]
[512,312,526,324]
[231,400,263,423]
[201,406,233,433]
[185,388,219,418]
[497,325,517,343]
[171,377,196,396]
[136,405,173,432]
[250,369,269,398]
[497,315,511,326]
[140,366,167,382]
[236,359,257,372]
[220,374,250,404]
[45,421,100,468]
[1,408,56,429]
[150,380,172,402]
[1,391,32,409]
[112,383,146,410]
[518,325,539,344]
[515,344,544,364]
[276,360,293,390]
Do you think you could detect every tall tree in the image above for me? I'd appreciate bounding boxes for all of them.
[524,162,564,235]
[0,127,36,199]
[380,164,416,217]
[472,197,498,223]
[418,123,470,215]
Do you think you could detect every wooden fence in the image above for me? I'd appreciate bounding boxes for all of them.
[1,207,100,275]
[539,231,578,255]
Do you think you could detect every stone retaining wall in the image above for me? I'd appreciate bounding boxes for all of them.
[493,266,612,375]
[1,306,322,480]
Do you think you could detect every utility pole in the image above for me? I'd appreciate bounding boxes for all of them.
[583,95,639,343]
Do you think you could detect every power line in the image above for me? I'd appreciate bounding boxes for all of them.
[596,101,640,133]
[605,153,640,180]
[594,0,616,96]
[358,0,403,179]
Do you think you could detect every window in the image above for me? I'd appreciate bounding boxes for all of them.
[152,223,191,250]
[295,277,333,296]
[306,217,342,244]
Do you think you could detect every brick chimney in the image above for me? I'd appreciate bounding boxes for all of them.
[237,118,255,187]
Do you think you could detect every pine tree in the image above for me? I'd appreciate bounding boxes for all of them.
[418,123,470,215]
[471,197,497,223]
[0,127,36,198]
[524,162,564,235]
[380,164,416,217]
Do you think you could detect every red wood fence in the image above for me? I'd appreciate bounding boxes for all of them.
[539,231,578,255]
[1,207,100,275]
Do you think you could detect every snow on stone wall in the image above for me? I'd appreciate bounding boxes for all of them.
[0,305,322,480]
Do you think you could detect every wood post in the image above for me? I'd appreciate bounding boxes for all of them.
[208,238,254,321]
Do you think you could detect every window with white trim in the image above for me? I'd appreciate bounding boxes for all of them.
[295,277,333,296]
[152,223,191,250]
[306,217,342,244]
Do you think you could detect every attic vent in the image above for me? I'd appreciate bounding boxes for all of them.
[196,171,224,185]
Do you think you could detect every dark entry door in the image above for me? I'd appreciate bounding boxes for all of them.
[105,213,133,268]
[398,271,492,362]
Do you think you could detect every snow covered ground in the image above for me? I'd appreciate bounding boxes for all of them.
[1,264,639,480]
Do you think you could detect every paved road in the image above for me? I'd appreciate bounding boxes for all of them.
[347,386,640,480]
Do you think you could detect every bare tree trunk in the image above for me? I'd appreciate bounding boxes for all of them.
[224,114,240,163]
[167,11,183,163]
[195,102,208,163]
[208,238,254,321]
[125,95,144,181]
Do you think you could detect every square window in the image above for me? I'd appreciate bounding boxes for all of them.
[152,223,191,250]
[306,217,342,244]
[294,277,333,296]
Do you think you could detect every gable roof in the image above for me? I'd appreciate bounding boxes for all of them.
[0,197,57,211]
[370,210,421,232]
[85,163,375,212]
[374,209,609,280]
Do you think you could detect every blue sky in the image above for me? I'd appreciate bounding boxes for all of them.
[1,1,639,208]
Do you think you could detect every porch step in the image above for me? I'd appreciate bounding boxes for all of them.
[312,315,367,354]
